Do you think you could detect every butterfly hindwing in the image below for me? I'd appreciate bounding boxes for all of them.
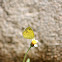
[23,27,34,39]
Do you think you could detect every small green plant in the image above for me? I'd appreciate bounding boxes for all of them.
[22,27,38,62]
[26,58,30,62]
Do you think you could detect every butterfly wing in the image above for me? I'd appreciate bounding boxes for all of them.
[23,27,34,39]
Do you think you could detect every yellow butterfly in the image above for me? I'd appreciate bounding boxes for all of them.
[22,27,34,39]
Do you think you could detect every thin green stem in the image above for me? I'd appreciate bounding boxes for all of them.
[23,46,31,62]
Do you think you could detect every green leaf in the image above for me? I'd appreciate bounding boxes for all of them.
[26,58,30,62]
